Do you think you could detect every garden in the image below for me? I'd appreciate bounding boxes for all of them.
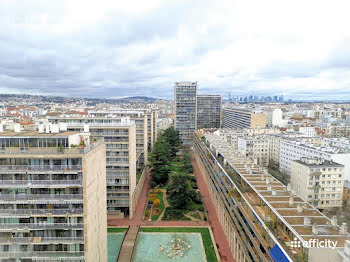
[145,127,206,221]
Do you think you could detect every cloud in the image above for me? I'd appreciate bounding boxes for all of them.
[0,0,350,99]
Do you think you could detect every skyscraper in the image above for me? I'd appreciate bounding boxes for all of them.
[174,81,197,145]
[197,95,222,129]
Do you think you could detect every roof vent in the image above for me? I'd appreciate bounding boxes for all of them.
[297,204,303,214]
[304,217,311,227]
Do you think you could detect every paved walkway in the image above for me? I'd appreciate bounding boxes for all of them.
[192,156,235,262]
[117,226,139,262]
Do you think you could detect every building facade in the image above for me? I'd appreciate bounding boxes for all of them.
[0,129,107,261]
[174,81,197,145]
[237,136,270,167]
[223,108,266,129]
[290,158,344,209]
[197,95,221,129]
[47,117,137,218]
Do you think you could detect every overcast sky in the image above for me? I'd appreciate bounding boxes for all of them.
[1,0,350,100]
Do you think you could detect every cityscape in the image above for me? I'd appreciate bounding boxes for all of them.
[1,1,350,262]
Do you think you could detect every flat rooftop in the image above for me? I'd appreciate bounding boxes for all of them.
[200,131,350,247]
[0,130,78,137]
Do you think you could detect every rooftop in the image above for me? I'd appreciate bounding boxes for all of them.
[198,130,350,248]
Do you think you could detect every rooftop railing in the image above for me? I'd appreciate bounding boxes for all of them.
[0,139,103,155]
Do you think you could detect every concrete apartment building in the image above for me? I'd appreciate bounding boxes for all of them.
[174,81,197,145]
[197,95,221,129]
[194,130,350,262]
[298,125,316,137]
[88,110,150,163]
[0,128,107,261]
[264,108,284,127]
[223,108,266,129]
[47,116,138,218]
[279,138,350,180]
[237,136,270,167]
[291,158,344,210]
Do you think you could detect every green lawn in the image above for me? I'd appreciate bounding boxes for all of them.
[140,227,218,262]
[107,227,127,233]
[151,192,165,221]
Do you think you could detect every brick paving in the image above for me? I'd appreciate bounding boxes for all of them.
[108,158,235,262]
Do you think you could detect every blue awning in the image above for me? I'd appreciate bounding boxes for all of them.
[269,244,290,262]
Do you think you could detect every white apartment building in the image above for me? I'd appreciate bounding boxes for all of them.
[237,136,270,166]
[298,126,316,137]
[290,157,344,209]
[280,138,350,180]
[264,108,284,127]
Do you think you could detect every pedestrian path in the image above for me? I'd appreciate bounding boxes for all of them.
[117,226,139,262]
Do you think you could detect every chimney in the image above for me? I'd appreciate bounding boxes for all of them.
[331,216,338,227]
[272,189,276,196]
[304,217,311,227]
[297,204,303,214]
[289,196,294,206]
[267,184,272,192]
[340,223,348,235]
[14,123,21,133]
[266,177,270,184]
[312,224,319,235]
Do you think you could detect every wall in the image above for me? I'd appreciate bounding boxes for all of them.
[82,143,107,262]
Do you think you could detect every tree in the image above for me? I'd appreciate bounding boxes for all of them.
[153,198,161,207]
[167,174,196,209]
[149,137,171,185]
[163,127,180,158]
[183,154,193,173]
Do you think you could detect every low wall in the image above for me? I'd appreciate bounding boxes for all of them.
[131,167,147,219]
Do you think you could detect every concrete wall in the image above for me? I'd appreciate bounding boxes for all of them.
[251,113,267,128]
[128,124,137,219]
[82,142,107,262]
[131,167,147,219]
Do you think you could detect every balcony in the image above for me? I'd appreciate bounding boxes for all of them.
[0,165,82,172]
[0,237,84,244]
[0,180,82,188]
[0,209,83,217]
[0,194,83,201]
[0,223,84,230]
[0,251,84,259]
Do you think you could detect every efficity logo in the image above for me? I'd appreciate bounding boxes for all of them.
[289,237,338,249]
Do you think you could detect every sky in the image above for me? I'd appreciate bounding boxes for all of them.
[1,0,350,100]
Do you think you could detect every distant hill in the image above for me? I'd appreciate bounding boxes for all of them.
[116,96,158,102]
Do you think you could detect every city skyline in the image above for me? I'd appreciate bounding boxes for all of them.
[1,0,350,99]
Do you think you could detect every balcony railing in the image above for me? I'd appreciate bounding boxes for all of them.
[0,165,82,171]
[0,251,84,258]
[0,180,82,187]
[0,194,83,201]
[0,223,84,230]
[0,209,83,216]
[0,237,84,244]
